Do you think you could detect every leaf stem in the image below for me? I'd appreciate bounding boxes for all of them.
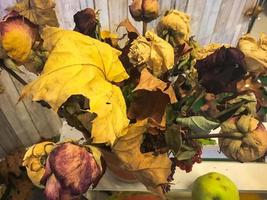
[0,59,27,85]
[187,133,243,140]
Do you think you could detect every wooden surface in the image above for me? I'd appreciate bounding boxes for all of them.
[0,0,257,157]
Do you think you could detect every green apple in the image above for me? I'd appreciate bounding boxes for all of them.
[192,172,239,200]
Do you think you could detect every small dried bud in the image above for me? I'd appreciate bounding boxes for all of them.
[74,8,98,38]
[129,0,159,23]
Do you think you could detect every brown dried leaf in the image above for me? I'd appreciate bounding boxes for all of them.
[117,19,139,35]
[134,68,177,103]
[112,120,172,192]
[9,0,59,27]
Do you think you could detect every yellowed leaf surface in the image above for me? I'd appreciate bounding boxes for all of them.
[113,120,172,190]
[134,68,177,103]
[21,27,129,145]
[9,0,59,27]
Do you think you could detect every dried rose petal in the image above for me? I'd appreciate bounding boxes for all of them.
[0,11,38,62]
[48,143,101,195]
[195,47,247,94]
[44,175,62,200]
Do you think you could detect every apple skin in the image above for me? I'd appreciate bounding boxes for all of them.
[192,172,239,200]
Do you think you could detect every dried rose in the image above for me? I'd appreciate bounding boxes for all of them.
[238,33,267,75]
[157,10,190,45]
[74,8,99,38]
[195,47,247,94]
[41,143,104,200]
[0,11,38,62]
[128,31,174,77]
[129,0,159,23]
[195,43,230,60]
[22,142,55,187]
[219,115,267,162]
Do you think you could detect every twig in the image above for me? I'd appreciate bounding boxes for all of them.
[0,59,27,85]
[187,133,243,140]
[142,22,147,36]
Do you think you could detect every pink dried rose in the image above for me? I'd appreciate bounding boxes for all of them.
[0,11,38,62]
[41,143,104,200]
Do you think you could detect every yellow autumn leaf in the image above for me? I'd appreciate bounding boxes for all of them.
[113,120,172,191]
[21,27,129,145]
[9,0,59,27]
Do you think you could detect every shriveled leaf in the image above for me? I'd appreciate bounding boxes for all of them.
[128,89,170,125]
[134,68,177,103]
[117,19,139,34]
[21,27,129,145]
[0,83,4,94]
[165,124,182,155]
[228,93,257,115]
[176,150,196,161]
[176,116,219,135]
[113,120,172,192]
[9,0,59,27]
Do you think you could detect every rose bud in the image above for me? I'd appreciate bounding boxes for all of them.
[23,141,55,187]
[40,143,104,200]
[0,11,38,62]
[195,47,247,94]
[219,115,267,162]
[157,10,190,45]
[129,0,159,23]
[73,8,99,38]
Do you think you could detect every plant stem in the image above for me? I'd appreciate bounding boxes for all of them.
[0,59,27,85]
[187,133,242,140]
[143,22,147,36]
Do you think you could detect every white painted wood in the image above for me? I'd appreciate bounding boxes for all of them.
[95,0,110,30]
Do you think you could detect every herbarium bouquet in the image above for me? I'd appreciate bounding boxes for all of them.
[0,0,267,199]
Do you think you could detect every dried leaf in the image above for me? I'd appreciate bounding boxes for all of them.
[117,19,139,34]
[165,124,182,155]
[176,150,196,161]
[134,68,177,103]
[176,116,219,135]
[21,27,129,145]
[113,120,172,192]
[9,0,59,27]
[128,89,170,125]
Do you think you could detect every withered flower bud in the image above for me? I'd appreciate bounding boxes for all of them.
[129,0,159,23]
[73,8,98,38]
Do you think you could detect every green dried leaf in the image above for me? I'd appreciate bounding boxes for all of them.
[165,124,182,155]
[259,76,267,85]
[176,116,219,135]
[176,150,196,161]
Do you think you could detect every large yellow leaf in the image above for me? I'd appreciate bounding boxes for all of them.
[113,120,172,191]
[21,27,129,145]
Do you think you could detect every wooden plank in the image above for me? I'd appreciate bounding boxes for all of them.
[0,0,16,17]
[79,0,95,9]
[174,0,188,12]
[95,0,110,30]
[0,71,40,146]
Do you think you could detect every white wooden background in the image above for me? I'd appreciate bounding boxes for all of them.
[0,0,257,157]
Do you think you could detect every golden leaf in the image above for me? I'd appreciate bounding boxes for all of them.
[21,27,129,145]
[113,120,172,191]
[9,0,59,27]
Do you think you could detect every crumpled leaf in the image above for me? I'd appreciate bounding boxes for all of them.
[157,10,190,45]
[165,124,182,155]
[128,31,174,77]
[128,89,170,127]
[21,27,129,145]
[23,141,55,187]
[238,33,267,75]
[8,0,59,27]
[134,68,177,103]
[112,120,172,193]
[219,115,267,162]
[0,82,4,94]
[176,116,219,135]
[117,19,139,35]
